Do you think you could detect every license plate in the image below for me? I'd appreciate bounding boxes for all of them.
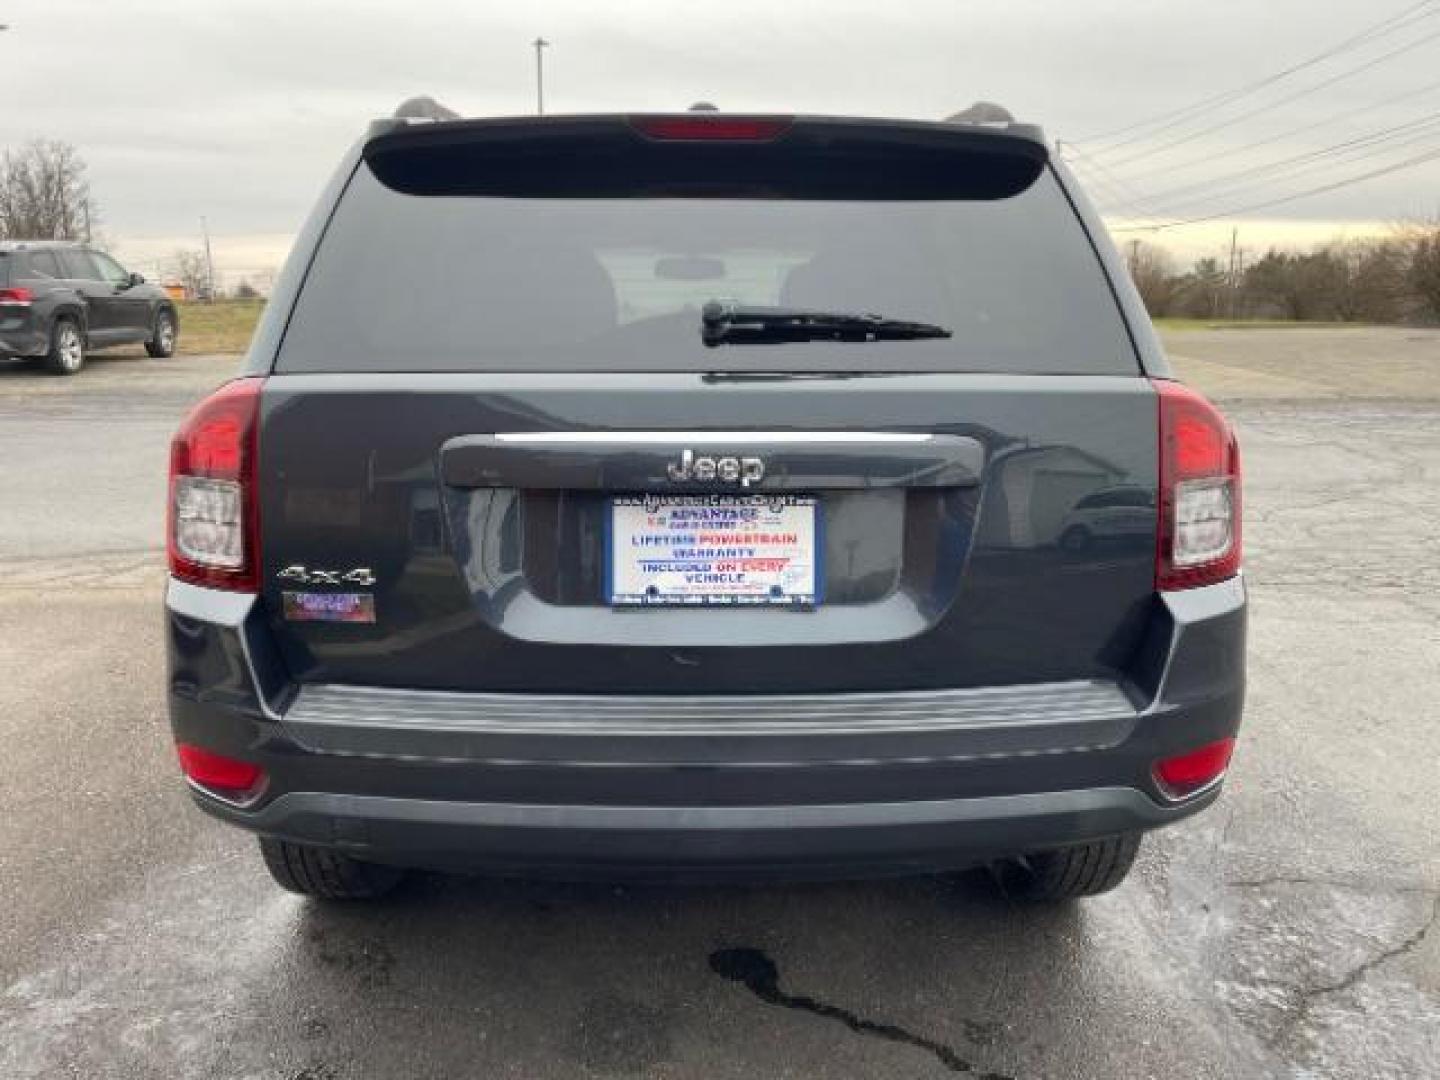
[607,495,821,606]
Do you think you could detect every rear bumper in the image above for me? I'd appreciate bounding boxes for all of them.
[196,785,1212,879]
[166,576,1245,877]
[0,319,46,357]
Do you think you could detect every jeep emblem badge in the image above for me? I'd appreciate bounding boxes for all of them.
[666,448,765,488]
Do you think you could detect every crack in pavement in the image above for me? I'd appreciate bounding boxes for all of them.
[1300,892,1439,998]
[0,550,164,590]
[1224,875,1439,896]
[709,947,1012,1079]
[1275,892,1440,1045]
[1218,805,1240,850]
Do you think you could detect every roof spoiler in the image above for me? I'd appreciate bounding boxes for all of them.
[363,114,1048,200]
[370,97,1046,144]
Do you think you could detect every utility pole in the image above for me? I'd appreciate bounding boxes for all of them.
[200,216,216,303]
[1226,227,1240,320]
[1234,246,1246,319]
[533,37,549,115]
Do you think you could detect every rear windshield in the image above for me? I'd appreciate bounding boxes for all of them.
[277,164,1137,375]
[0,253,12,286]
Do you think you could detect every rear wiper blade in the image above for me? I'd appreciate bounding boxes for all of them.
[701,301,951,348]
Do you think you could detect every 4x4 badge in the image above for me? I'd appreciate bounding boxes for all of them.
[277,565,376,587]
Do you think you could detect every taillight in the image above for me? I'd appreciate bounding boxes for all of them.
[630,115,794,141]
[1154,737,1236,800]
[0,287,34,305]
[1154,379,1241,591]
[176,743,265,798]
[168,377,263,591]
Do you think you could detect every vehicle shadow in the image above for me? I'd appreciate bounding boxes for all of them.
[0,351,162,381]
[274,867,1096,1078]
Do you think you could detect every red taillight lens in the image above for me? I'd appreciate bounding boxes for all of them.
[1154,737,1236,800]
[176,743,265,796]
[1154,379,1241,591]
[630,115,793,141]
[168,377,263,591]
[0,287,35,304]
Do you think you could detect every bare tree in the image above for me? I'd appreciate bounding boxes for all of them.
[1118,231,1436,326]
[1326,239,1407,323]
[171,249,210,300]
[1125,241,1181,317]
[1241,250,1347,321]
[0,140,97,241]
[1170,256,1229,319]
[1398,219,1440,322]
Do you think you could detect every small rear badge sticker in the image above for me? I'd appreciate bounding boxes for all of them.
[282,592,375,624]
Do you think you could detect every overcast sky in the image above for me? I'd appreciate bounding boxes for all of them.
[4,0,1439,278]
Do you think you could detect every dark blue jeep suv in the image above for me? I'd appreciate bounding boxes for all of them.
[163,105,1245,902]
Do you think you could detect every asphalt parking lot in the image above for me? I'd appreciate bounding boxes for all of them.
[1,329,1437,1079]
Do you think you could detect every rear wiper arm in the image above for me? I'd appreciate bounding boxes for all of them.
[701,301,951,348]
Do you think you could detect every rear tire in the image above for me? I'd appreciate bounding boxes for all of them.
[145,309,177,358]
[1003,832,1143,902]
[46,317,85,376]
[258,837,406,900]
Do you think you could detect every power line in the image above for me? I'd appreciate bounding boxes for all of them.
[1120,127,1440,221]
[1082,114,1440,221]
[1067,163,1164,223]
[1059,142,1171,224]
[1097,22,1440,170]
[1132,110,1440,211]
[1118,73,1440,187]
[1081,0,1438,146]
[1064,159,1148,216]
[1110,144,1440,231]
[1069,164,1166,226]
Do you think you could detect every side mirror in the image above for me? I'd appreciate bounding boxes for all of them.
[127,272,146,287]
